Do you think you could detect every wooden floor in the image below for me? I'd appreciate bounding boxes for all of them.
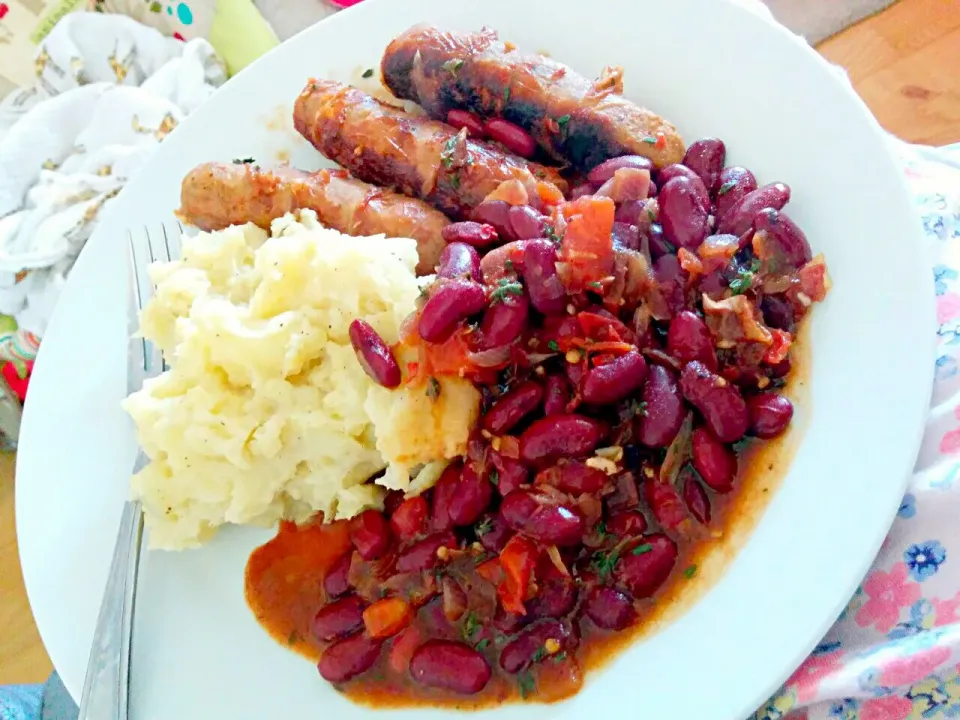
[1,0,959,687]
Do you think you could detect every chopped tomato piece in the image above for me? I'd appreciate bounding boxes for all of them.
[568,339,635,356]
[498,535,539,615]
[537,181,565,207]
[558,196,615,291]
[576,311,626,343]
[798,254,831,303]
[764,329,793,365]
[389,497,428,542]
[498,435,521,459]
[389,626,422,673]
[363,597,413,639]
[677,247,703,277]
[476,558,504,585]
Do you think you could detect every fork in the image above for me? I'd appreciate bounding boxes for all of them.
[77,222,181,720]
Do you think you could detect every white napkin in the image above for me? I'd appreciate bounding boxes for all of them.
[0,12,225,337]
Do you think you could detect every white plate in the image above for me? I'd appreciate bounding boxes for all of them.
[17,0,935,718]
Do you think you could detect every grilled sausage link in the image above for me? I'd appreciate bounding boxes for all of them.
[381,25,685,172]
[178,162,449,275]
[292,79,567,219]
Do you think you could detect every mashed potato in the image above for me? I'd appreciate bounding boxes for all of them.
[123,211,480,550]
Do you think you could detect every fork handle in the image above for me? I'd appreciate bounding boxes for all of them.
[78,496,144,720]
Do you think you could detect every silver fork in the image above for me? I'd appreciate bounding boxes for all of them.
[78,222,181,720]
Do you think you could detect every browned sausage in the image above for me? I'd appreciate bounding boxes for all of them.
[380,25,685,171]
[292,79,567,220]
[177,162,448,275]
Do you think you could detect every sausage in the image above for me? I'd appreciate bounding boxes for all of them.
[292,79,567,220]
[177,161,448,275]
[381,25,686,172]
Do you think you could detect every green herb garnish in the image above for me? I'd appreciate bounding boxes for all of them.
[426,376,441,401]
[442,59,465,76]
[287,629,300,645]
[588,281,603,291]
[545,225,564,246]
[595,520,610,540]
[728,258,762,296]
[556,114,571,129]
[462,612,480,641]
[641,136,657,144]
[518,671,537,699]
[449,172,461,189]
[505,259,515,272]
[531,647,547,663]
[232,157,255,165]
[684,564,698,579]
[490,278,524,304]
[632,543,654,556]
[547,340,560,352]
[476,638,490,651]
[475,517,494,536]
[503,86,511,102]
[717,180,737,195]
[590,547,621,580]
[488,469,500,487]
[552,651,568,663]
[361,68,374,78]
[631,400,648,418]
[647,207,656,222]
[440,135,458,169]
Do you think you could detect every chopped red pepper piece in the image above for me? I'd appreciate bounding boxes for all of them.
[497,535,538,615]
[764,329,793,365]
[557,196,615,291]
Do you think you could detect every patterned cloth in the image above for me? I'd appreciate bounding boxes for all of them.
[752,141,960,720]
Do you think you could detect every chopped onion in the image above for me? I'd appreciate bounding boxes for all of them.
[546,545,571,577]
[660,412,694,486]
[465,344,512,368]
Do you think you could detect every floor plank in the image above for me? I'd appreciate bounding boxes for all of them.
[1,0,960,688]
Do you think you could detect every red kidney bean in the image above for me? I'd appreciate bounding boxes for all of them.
[472,200,514,238]
[659,176,710,251]
[349,319,401,389]
[448,463,493,527]
[648,179,658,197]
[396,531,457,573]
[637,365,686,448]
[410,640,492,694]
[615,534,679,598]
[441,221,499,249]
[571,182,596,200]
[607,510,648,537]
[644,477,688,531]
[581,350,648,405]
[680,361,750,443]
[658,165,709,211]
[508,205,546,240]
[483,380,544,435]
[446,109,486,138]
[753,208,812,268]
[479,240,529,285]
[527,578,578,619]
[349,510,391,561]
[667,311,718,371]
[389,496,428,542]
[478,511,513,553]
[769,357,792,379]
[500,488,584,546]
[430,462,461,531]
[418,278,487,343]
[384,489,406,516]
[748,393,794,439]
[437,242,482,282]
[484,117,536,158]
[760,294,795,331]
[714,166,758,221]
[584,586,637,630]
[318,632,382,683]
[324,552,353,598]
[692,427,738,493]
[536,460,608,495]
[490,450,530,496]
[544,374,571,416]
[717,182,791,236]
[477,291,529,350]
[588,155,654,186]
[500,620,572,673]
[519,414,604,466]
[522,239,567,315]
[683,138,726,194]
[310,595,366,642]
[682,472,711,524]
[612,221,641,252]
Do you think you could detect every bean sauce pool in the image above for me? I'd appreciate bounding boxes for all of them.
[245,133,828,707]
